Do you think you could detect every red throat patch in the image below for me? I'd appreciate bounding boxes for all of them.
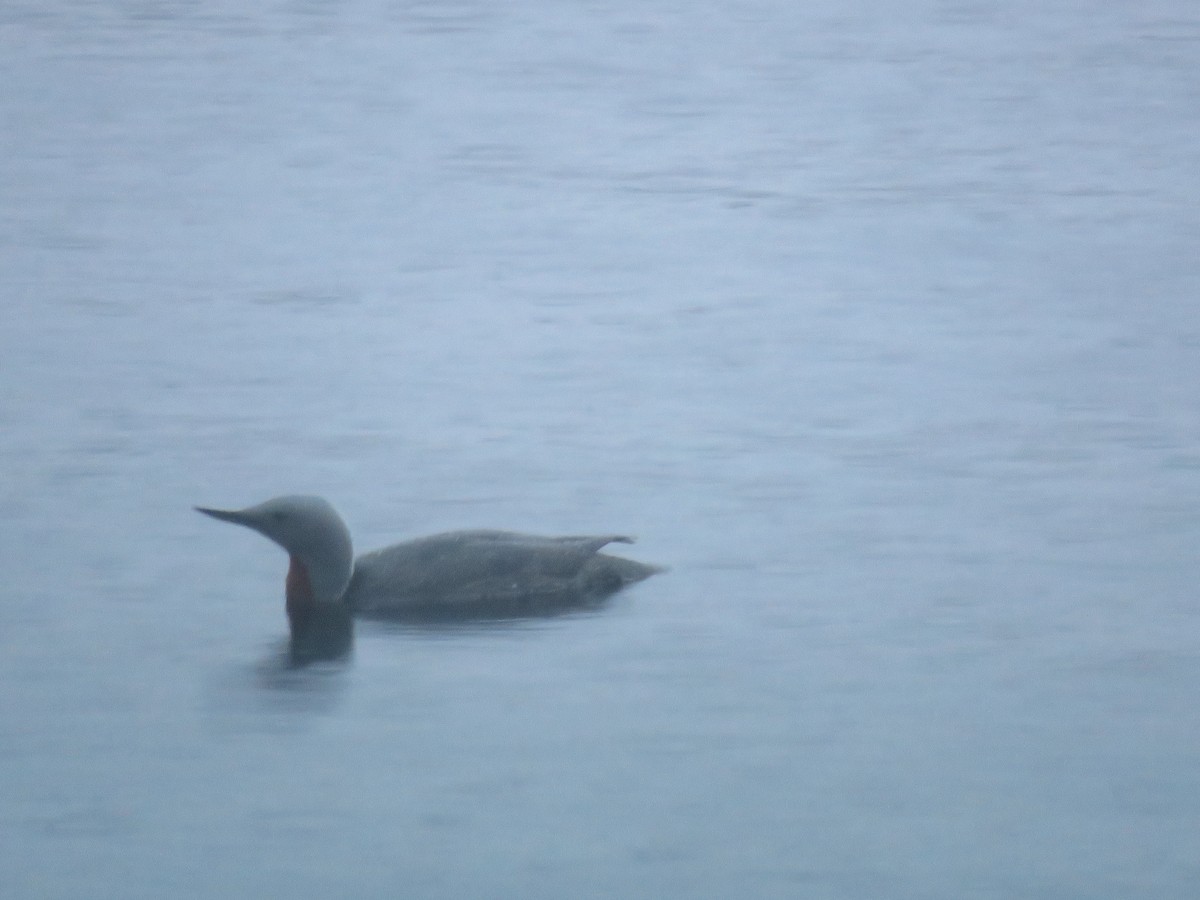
[285,555,316,630]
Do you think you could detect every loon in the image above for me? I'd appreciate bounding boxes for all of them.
[196,495,660,634]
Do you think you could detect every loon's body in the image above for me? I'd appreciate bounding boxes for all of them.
[347,528,657,617]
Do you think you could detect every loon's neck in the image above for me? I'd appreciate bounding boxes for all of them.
[289,554,352,638]
[285,554,353,661]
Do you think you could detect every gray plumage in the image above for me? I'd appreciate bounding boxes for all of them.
[347,529,655,615]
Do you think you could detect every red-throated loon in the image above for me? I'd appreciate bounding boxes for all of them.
[196,495,660,632]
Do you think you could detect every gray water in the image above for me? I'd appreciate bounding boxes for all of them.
[3,2,1199,897]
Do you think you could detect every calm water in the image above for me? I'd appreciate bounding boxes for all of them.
[3,2,1199,897]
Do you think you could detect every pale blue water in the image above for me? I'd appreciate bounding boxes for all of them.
[3,2,1199,897]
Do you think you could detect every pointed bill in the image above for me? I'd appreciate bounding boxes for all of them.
[194,506,255,527]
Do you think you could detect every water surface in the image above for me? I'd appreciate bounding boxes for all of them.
[3,2,1199,897]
